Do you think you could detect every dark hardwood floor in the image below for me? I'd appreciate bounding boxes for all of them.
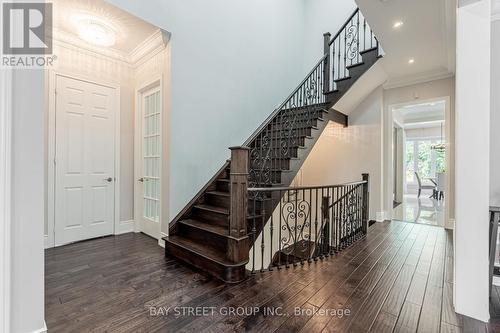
[45,221,499,332]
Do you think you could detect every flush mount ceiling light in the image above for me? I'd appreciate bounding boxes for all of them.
[408,58,415,64]
[393,20,404,29]
[74,15,116,47]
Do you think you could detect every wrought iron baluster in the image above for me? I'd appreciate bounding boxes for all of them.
[314,188,318,261]
[278,190,283,269]
[269,200,273,271]
[363,16,367,52]
[356,12,360,64]
[251,198,256,274]
[308,189,312,262]
[260,207,265,272]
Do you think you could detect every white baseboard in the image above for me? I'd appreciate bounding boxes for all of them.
[30,321,47,333]
[44,235,49,249]
[115,220,135,235]
[158,232,167,248]
[376,211,387,222]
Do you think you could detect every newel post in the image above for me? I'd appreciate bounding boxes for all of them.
[362,173,370,234]
[228,146,250,263]
[323,32,331,94]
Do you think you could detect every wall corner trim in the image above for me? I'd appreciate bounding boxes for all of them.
[29,321,47,333]
[0,68,12,333]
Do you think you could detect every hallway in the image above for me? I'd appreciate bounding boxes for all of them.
[45,221,492,332]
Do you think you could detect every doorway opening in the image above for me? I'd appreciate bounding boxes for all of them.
[391,99,447,226]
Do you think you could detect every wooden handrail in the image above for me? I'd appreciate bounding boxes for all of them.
[328,8,360,46]
[247,180,367,193]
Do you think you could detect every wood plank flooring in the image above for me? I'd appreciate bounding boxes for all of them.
[45,221,499,332]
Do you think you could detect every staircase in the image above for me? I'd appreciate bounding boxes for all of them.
[164,8,382,283]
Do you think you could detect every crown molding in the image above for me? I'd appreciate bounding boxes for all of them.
[53,28,169,67]
[383,69,454,90]
[129,29,169,66]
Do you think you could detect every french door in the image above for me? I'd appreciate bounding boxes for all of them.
[137,86,161,239]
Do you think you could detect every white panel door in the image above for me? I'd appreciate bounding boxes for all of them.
[55,75,116,246]
[138,87,161,239]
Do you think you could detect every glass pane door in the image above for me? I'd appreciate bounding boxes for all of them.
[143,90,161,222]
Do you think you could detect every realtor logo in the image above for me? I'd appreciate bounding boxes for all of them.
[2,2,52,55]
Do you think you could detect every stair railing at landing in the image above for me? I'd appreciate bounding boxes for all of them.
[246,174,370,273]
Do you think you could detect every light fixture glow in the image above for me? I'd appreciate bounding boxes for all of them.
[393,21,404,29]
[74,15,116,47]
[408,58,415,64]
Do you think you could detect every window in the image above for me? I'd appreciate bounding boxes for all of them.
[405,138,445,184]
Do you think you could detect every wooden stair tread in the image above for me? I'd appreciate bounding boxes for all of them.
[194,203,263,218]
[165,235,243,267]
[206,190,230,197]
[179,218,228,236]
[194,203,228,215]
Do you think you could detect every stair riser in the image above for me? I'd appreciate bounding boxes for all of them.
[165,241,247,283]
[249,170,282,184]
[205,193,230,209]
[264,147,301,158]
[251,158,291,170]
[192,208,228,226]
[253,136,307,147]
[264,127,313,137]
[277,108,326,119]
[178,223,228,252]
[205,192,265,211]
[271,118,320,129]
[216,180,229,192]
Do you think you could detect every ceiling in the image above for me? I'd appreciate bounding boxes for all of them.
[52,0,158,54]
[393,100,445,128]
[356,0,456,88]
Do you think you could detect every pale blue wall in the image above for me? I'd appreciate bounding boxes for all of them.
[108,0,356,223]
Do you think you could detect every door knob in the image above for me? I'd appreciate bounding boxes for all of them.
[138,177,144,182]
[105,177,113,182]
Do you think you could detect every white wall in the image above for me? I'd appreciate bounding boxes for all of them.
[491,19,500,207]
[383,77,455,222]
[302,0,356,71]
[107,0,305,221]
[107,0,358,223]
[299,87,384,220]
[454,0,490,322]
[11,70,46,333]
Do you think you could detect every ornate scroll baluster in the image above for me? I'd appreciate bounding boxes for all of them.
[247,175,369,272]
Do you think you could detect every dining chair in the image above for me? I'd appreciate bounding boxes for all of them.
[415,172,436,198]
[436,172,445,200]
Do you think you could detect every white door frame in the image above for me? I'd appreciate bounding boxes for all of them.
[134,76,163,239]
[388,96,452,228]
[47,70,121,248]
[0,68,13,333]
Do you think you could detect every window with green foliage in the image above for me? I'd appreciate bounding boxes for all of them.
[405,139,445,183]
